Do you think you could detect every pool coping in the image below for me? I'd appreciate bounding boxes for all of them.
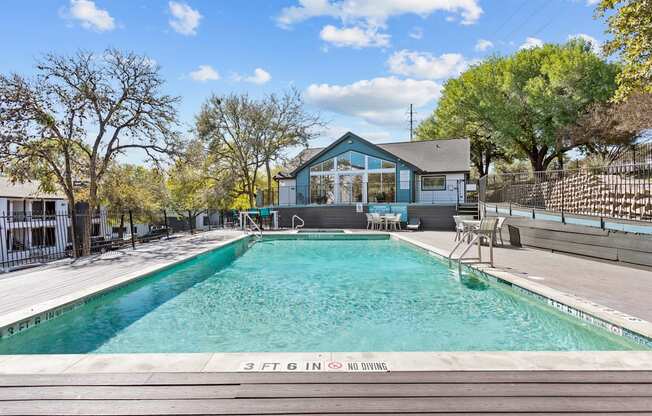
[0,233,250,339]
[391,233,652,347]
[2,351,652,374]
[1,230,652,374]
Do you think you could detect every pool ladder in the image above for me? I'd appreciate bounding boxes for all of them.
[243,212,263,241]
[292,215,304,230]
[448,229,482,275]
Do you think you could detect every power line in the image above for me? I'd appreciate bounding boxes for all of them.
[490,0,529,38]
[504,0,552,42]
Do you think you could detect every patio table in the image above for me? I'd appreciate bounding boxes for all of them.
[461,219,480,242]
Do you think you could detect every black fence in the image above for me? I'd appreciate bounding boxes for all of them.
[1,208,225,271]
[260,180,478,207]
[479,162,652,222]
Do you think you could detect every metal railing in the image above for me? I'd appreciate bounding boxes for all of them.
[292,215,304,230]
[479,162,652,222]
[242,212,262,240]
[0,207,227,272]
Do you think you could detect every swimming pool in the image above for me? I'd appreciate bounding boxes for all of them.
[0,235,645,354]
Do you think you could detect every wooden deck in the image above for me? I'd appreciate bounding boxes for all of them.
[0,231,243,334]
[1,371,652,415]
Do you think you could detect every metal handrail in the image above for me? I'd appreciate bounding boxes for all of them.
[243,212,262,240]
[292,215,304,230]
[448,230,480,274]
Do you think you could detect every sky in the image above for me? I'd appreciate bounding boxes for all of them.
[0,0,608,160]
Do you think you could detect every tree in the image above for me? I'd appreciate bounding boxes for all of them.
[559,92,652,164]
[0,49,181,255]
[493,40,619,171]
[259,89,324,200]
[100,164,168,237]
[596,0,652,100]
[166,139,236,232]
[196,91,322,207]
[416,58,511,176]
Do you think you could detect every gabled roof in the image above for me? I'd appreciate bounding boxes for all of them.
[288,132,423,176]
[282,132,470,178]
[0,177,66,200]
[378,138,470,173]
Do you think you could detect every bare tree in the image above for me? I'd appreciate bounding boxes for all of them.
[0,49,181,255]
[259,89,324,200]
[196,91,322,207]
[559,93,652,165]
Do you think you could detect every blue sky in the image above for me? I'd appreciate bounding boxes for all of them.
[0,0,607,157]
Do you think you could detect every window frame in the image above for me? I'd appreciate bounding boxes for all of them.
[421,175,447,191]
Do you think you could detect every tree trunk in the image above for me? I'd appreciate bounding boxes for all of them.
[265,160,272,206]
[118,214,125,239]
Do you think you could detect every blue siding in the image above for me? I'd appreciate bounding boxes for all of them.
[294,135,415,204]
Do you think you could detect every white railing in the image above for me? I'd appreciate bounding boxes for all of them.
[292,215,305,230]
[243,212,262,240]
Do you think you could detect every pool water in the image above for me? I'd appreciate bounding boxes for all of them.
[0,236,644,354]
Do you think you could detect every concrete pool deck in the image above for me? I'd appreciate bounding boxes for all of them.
[2,229,652,414]
[399,230,652,323]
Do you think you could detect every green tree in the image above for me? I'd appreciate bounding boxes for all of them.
[416,58,510,176]
[596,0,652,100]
[166,140,237,231]
[494,40,618,171]
[100,164,168,237]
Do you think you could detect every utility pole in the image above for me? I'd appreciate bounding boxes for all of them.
[408,104,415,141]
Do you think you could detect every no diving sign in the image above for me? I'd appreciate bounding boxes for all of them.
[239,360,389,372]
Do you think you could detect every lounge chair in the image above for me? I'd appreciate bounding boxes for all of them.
[406,217,421,231]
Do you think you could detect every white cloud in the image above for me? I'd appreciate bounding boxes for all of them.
[67,0,115,32]
[320,25,390,48]
[475,39,493,52]
[409,27,423,40]
[189,65,219,82]
[586,0,600,5]
[520,37,544,50]
[234,68,272,85]
[305,76,441,126]
[277,0,483,28]
[569,33,602,54]
[387,50,469,80]
[169,1,202,36]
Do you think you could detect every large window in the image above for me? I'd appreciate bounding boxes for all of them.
[421,175,446,191]
[367,172,395,203]
[308,151,397,204]
[338,174,363,203]
[310,174,335,204]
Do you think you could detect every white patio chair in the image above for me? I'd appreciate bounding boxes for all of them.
[370,213,383,230]
[453,215,474,241]
[495,217,506,245]
[365,213,373,229]
[387,213,401,231]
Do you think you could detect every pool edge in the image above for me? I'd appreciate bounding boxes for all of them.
[391,232,652,348]
[0,233,251,339]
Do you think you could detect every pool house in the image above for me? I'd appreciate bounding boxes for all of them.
[271,132,473,229]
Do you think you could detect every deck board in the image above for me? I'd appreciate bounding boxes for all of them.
[1,371,652,415]
[0,232,243,323]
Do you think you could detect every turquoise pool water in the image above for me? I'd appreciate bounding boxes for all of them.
[0,236,644,354]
